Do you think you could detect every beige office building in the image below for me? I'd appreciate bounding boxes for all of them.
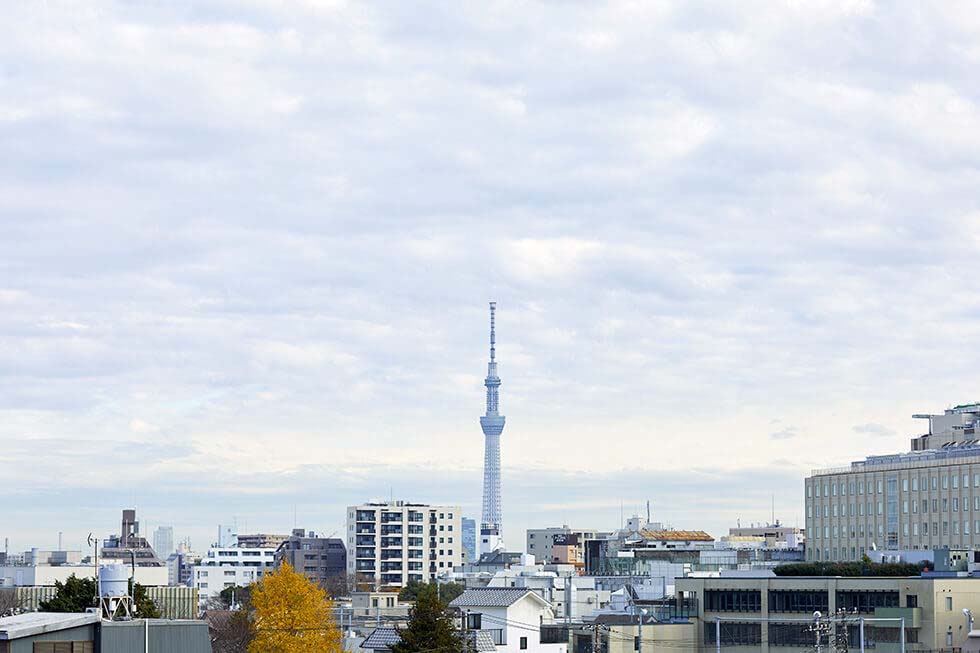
[677,575,980,652]
[806,404,980,562]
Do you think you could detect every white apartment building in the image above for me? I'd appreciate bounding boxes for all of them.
[191,547,276,608]
[806,403,980,561]
[346,501,462,591]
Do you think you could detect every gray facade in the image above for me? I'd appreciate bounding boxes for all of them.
[274,528,346,590]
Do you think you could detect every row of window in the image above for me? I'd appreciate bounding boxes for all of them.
[812,519,980,540]
[704,590,900,614]
[810,495,980,518]
[809,472,980,498]
[704,623,920,647]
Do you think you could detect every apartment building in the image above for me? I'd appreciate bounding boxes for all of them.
[526,526,602,564]
[273,528,346,591]
[346,501,462,591]
[191,547,276,608]
[806,403,980,561]
[676,574,980,652]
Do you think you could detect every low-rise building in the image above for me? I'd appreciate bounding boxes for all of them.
[676,573,980,652]
[0,613,210,653]
[526,527,604,565]
[450,587,564,653]
[192,547,277,609]
[235,533,289,550]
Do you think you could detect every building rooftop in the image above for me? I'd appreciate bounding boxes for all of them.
[450,587,543,608]
[361,627,495,652]
[812,441,980,477]
[0,612,99,640]
[637,530,714,542]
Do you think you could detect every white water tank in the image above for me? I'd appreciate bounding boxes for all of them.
[98,564,130,597]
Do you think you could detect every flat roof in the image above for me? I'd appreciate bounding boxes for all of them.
[0,612,99,640]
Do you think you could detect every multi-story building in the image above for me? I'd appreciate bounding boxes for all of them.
[236,533,288,550]
[677,574,980,652]
[806,403,980,562]
[526,526,602,563]
[462,517,477,562]
[192,547,276,608]
[273,528,346,591]
[153,526,174,559]
[346,501,462,591]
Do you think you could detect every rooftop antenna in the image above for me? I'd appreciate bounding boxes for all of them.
[646,500,650,525]
[771,494,775,526]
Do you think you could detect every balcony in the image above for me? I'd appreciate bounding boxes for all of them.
[356,526,376,534]
[872,607,921,629]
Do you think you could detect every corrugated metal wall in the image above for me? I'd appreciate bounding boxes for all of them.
[99,620,211,653]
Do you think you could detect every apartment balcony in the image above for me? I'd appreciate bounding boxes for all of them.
[356,526,376,534]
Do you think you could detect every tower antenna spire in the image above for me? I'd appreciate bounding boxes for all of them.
[480,301,505,555]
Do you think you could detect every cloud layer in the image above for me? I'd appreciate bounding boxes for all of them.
[3,1,980,551]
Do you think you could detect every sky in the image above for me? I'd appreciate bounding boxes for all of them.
[3,0,980,555]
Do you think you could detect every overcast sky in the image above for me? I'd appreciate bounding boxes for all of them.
[3,0,980,555]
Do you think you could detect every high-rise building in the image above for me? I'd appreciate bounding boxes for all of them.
[346,501,462,591]
[461,517,477,562]
[806,403,980,561]
[153,526,174,558]
[479,302,505,555]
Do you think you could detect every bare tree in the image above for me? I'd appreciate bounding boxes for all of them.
[0,589,22,617]
[205,610,252,653]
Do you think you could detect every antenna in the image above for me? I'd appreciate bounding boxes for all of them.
[489,301,496,362]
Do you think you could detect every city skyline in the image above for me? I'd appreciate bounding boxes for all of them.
[4,2,980,553]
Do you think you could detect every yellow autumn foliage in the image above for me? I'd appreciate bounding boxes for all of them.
[248,561,343,653]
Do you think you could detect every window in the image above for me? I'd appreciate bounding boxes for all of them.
[705,590,762,612]
[704,623,761,646]
[769,590,828,613]
[954,475,959,489]
[946,597,953,611]
[33,644,94,653]
[836,591,899,613]
[902,478,908,491]
[933,476,938,490]
[907,594,918,608]
[520,637,528,650]
[467,613,482,629]
[878,480,883,493]
[912,477,918,491]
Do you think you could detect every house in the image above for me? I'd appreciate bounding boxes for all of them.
[450,587,566,653]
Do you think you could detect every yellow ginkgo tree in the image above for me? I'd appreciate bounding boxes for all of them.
[248,561,343,653]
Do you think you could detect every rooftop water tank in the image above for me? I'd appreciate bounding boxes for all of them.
[98,564,130,598]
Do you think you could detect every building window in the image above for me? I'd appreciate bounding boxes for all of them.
[769,590,828,613]
[954,475,960,489]
[703,623,761,646]
[836,591,899,613]
[520,637,528,650]
[912,477,918,491]
[705,590,762,612]
[902,479,908,492]
[947,597,953,611]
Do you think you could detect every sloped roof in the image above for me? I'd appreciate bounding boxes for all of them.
[361,627,401,651]
[360,626,496,652]
[0,612,99,640]
[638,529,713,542]
[450,588,549,608]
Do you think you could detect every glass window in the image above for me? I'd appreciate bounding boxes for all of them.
[954,498,959,512]
[878,480,883,494]
[933,476,938,490]
[912,477,918,491]
[903,501,908,514]
[954,475,960,489]
[858,481,864,495]
[902,479,908,492]
[833,484,838,496]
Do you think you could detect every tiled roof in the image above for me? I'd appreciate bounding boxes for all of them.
[450,588,536,608]
[361,627,402,651]
[638,529,713,542]
[360,626,496,652]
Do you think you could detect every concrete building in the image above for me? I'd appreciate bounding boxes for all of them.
[462,518,477,563]
[676,573,980,652]
[165,550,200,587]
[450,587,563,653]
[274,528,346,592]
[569,616,694,653]
[0,564,167,589]
[192,546,276,609]
[100,509,164,567]
[235,533,288,549]
[526,527,602,564]
[723,521,804,548]
[152,526,174,559]
[347,501,461,591]
[806,403,980,562]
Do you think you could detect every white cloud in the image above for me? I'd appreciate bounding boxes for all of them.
[1,0,979,551]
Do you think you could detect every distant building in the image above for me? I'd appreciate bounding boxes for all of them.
[724,521,804,547]
[274,528,346,591]
[101,509,164,567]
[526,526,604,564]
[152,526,174,559]
[235,533,289,549]
[346,502,461,591]
[462,518,477,562]
[166,550,201,586]
[192,547,277,609]
[0,613,210,653]
[806,403,980,562]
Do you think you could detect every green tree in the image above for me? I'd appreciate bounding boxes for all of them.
[398,580,464,603]
[132,582,161,618]
[40,575,97,612]
[390,583,463,653]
